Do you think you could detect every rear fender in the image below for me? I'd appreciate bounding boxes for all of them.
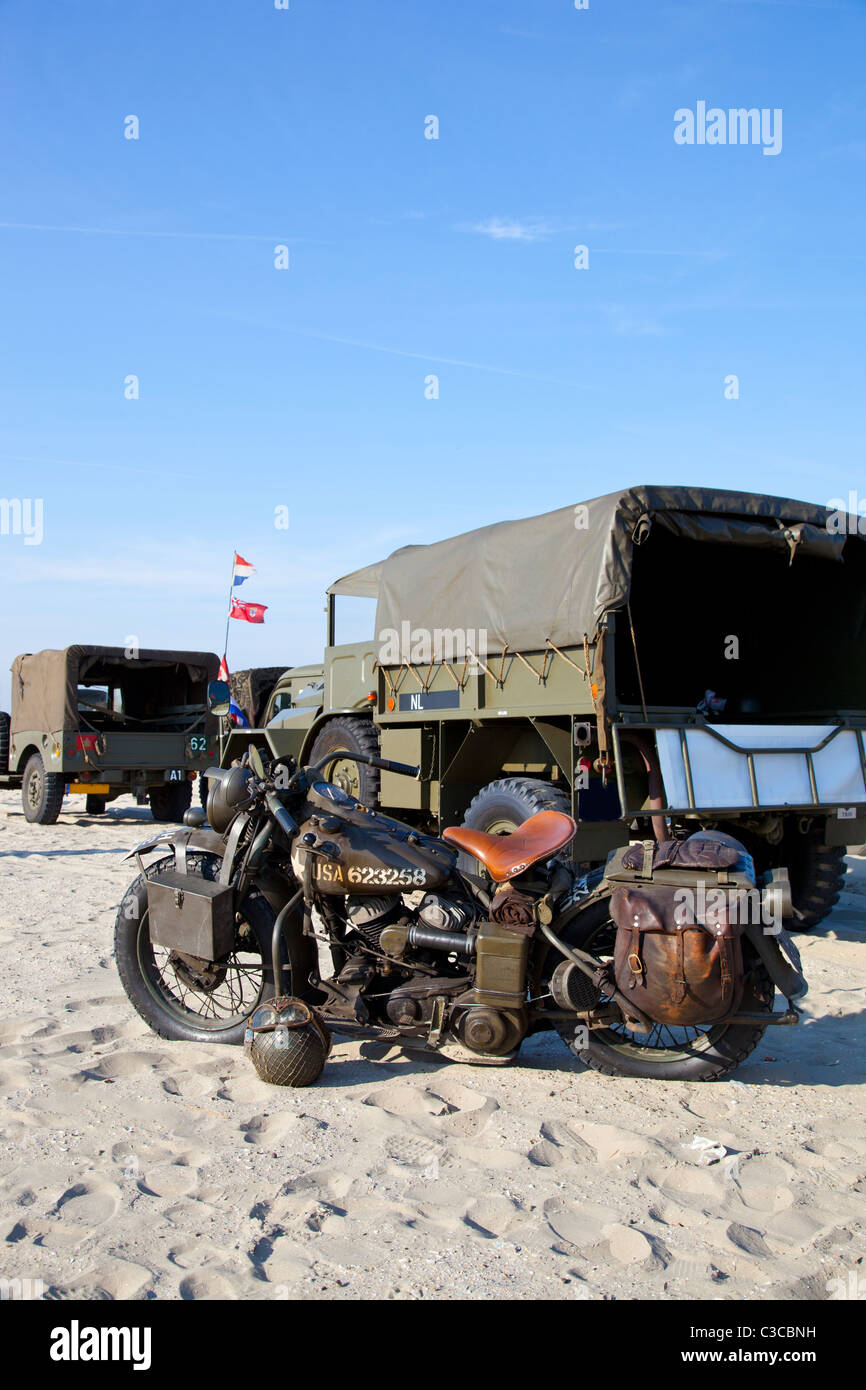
[744,923,808,1001]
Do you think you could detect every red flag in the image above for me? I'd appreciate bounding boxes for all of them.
[230,597,267,624]
[218,656,229,681]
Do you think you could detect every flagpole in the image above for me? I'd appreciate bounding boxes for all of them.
[223,550,235,672]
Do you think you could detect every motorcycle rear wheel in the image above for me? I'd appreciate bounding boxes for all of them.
[551,896,775,1082]
[114,851,286,1045]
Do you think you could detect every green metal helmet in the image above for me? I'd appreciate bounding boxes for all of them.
[243,996,331,1087]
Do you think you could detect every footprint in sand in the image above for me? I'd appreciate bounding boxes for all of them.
[32,1021,137,1057]
[657,1166,730,1214]
[463,1193,525,1239]
[81,1050,168,1081]
[50,1179,121,1226]
[543,1195,620,1251]
[139,1164,201,1199]
[240,1112,297,1146]
[168,1239,228,1270]
[0,1060,33,1090]
[217,1073,270,1104]
[570,1120,662,1164]
[63,995,124,1014]
[277,1169,354,1207]
[179,1271,240,1300]
[528,1119,596,1168]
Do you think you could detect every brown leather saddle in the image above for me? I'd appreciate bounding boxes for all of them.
[443,810,577,882]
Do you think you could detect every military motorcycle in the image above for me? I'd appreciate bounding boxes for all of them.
[115,734,808,1083]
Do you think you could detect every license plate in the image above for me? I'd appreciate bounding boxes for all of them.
[164,769,186,782]
[69,782,110,794]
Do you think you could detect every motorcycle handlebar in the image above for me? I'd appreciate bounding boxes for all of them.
[305,750,420,780]
[365,755,421,779]
[265,791,298,838]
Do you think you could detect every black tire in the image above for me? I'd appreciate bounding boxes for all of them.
[199,772,210,809]
[114,851,288,1045]
[85,794,107,815]
[786,840,846,932]
[21,752,66,825]
[307,716,381,806]
[550,895,774,1082]
[454,776,571,876]
[0,712,9,775]
[148,780,193,823]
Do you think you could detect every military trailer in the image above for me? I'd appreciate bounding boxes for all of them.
[227,666,286,728]
[217,486,866,929]
[0,645,220,824]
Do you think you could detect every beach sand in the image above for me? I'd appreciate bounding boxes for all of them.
[0,789,863,1301]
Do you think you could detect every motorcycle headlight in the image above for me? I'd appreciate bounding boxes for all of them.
[205,765,253,833]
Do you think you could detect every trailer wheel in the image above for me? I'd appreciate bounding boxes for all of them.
[0,712,9,774]
[148,780,193,823]
[786,840,846,932]
[22,752,66,825]
[454,776,571,876]
[306,716,381,806]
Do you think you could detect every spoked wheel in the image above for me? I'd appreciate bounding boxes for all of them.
[114,851,287,1045]
[550,896,775,1081]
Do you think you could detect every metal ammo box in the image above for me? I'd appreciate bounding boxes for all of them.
[146,872,236,959]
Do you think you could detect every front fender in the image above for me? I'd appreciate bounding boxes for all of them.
[124,826,227,866]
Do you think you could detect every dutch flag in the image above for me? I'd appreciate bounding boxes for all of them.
[232,552,256,586]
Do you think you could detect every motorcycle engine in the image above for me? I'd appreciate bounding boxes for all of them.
[416,893,475,935]
[345,896,402,948]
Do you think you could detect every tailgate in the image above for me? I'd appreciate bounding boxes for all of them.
[650,723,866,813]
[66,731,215,769]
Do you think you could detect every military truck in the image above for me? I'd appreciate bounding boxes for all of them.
[215,486,866,929]
[0,645,220,824]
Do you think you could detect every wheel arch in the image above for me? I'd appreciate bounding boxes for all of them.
[15,743,40,775]
[298,708,374,764]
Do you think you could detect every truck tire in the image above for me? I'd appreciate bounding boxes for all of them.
[148,780,193,823]
[307,716,381,806]
[787,840,846,932]
[0,712,9,774]
[85,794,107,815]
[454,776,571,876]
[22,752,65,825]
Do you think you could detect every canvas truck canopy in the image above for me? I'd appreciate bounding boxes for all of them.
[10,646,220,735]
[327,548,422,600]
[371,485,849,651]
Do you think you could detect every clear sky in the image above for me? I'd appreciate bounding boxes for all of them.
[1,0,864,706]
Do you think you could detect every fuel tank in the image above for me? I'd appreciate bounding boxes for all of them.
[290,781,456,896]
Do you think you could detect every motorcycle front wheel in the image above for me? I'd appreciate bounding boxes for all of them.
[551,896,775,1082]
[114,851,286,1045]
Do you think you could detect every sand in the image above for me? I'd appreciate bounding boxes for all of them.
[0,789,863,1301]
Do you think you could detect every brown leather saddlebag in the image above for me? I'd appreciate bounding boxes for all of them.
[607,836,750,1027]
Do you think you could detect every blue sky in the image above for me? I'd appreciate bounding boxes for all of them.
[1,0,864,705]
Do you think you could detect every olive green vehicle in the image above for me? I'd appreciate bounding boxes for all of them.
[216,485,866,930]
[0,646,220,824]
